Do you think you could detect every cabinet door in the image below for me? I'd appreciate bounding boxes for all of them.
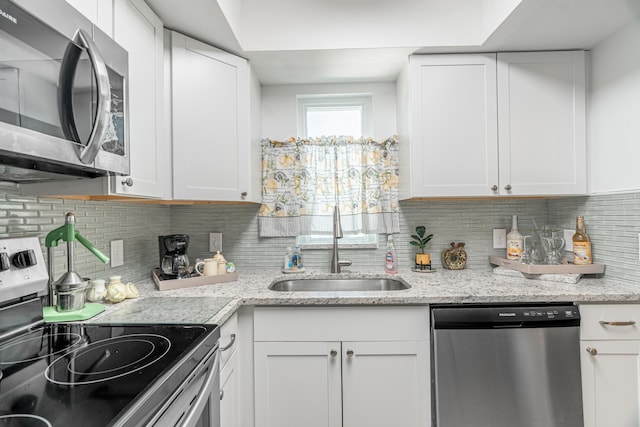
[342,341,429,427]
[171,32,250,201]
[64,0,112,36]
[497,51,586,196]
[254,341,342,427]
[111,0,167,198]
[220,351,239,427]
[409,54,499,197]
[581,340,640,427]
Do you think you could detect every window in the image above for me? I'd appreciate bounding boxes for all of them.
[295,94,377,249]
[297,94,373,138]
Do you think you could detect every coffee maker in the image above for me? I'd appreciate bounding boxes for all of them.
[158,234,190,279]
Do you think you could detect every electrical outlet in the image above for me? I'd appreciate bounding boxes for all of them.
[493,229,507,249]
[209,232,222,253]
[564,229,574,252]
[110,239,124,267]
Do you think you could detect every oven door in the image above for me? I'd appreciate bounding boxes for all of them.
[152,347,221,427]
[0,0,129,178]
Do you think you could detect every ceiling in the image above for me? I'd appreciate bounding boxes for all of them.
[145,0,640,85]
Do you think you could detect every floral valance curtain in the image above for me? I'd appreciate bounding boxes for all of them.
[259,135,400,237]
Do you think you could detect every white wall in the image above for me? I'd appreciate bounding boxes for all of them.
[589,19,640,194]
[261,82,397,140]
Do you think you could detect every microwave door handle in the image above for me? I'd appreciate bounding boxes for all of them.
[58,29,111,165]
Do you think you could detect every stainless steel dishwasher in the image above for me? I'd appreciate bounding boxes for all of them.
[431,304,584,427]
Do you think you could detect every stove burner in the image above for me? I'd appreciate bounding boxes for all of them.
[45,334,171,386]
[0,414,52,427]
[0,332,83,365]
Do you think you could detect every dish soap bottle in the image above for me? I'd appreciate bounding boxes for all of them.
[385,235,398,274]
[572,216,592,264]
[506,215,523,260]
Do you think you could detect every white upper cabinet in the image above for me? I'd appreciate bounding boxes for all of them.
[21,0,168,199]
[64,0,113,36]
[497,51,586,196]
[406,54,499,197]
[402,50,586,198]
[110,0,168,198]
[169,31,259,202]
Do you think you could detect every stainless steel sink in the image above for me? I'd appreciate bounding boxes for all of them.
[268,278,410,292]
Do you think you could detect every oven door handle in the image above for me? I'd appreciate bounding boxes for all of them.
[180,349,220,427]
[59,29,112,165]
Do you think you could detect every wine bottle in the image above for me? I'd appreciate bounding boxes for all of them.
[573,216,592,264]
[506,215,523,260]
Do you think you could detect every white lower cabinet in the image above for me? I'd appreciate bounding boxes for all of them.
[580,304,640,427]
[253,306,430,427]
[219,313,239,427]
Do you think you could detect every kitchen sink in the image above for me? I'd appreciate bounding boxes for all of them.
[268,277,411,292]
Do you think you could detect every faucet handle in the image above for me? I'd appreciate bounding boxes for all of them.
[339,260,352,267]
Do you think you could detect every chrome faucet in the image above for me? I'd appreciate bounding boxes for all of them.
[330,205,352,273]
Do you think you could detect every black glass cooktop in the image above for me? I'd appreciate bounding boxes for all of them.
[0,322,218,427]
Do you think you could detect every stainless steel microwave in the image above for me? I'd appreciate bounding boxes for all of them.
[0,0,129,182]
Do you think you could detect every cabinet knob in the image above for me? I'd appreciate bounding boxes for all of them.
[121,177,134,187]
[346,349,354,357]
[504,184,512,191]
[220,389,224,400]
[491,185,498,191]
[241,191,248,199]
[330,349,338,358]
[586,347,598,356]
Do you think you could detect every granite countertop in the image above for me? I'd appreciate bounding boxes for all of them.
[91,267,640,326]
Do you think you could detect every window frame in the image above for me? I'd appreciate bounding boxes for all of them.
[295,93,377,249]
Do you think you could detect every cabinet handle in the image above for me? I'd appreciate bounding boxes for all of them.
[220,334,236,351]
[599,320,636,327]
[330,349,338,357]
[220,389,224,400]
[491,185,498,191]
[121,178,134,187]
[346,349,354,357]
[241,191,248,199]
[504,184,512,191]
[586,347,598,356]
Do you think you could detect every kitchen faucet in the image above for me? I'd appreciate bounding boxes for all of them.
[330,205,351,273]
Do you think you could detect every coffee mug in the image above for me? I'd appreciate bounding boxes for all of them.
[195,258,218,276]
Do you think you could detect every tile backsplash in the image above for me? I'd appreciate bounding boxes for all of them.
[1,181,638,284]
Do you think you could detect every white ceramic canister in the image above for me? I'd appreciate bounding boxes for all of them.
[87,279,107,302]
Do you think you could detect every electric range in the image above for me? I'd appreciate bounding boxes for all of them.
[0,236,221,427]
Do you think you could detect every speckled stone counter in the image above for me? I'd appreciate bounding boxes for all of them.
[91,268,640,326]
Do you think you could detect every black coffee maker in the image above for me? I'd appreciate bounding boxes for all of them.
[158,234,190,279]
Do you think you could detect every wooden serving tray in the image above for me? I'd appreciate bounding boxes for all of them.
[489,256,605,275]
[152,268,238,291]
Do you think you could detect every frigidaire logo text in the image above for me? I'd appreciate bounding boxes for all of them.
[0,8,17,24]
[498,312,516,317]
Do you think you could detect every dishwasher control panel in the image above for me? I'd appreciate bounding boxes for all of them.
[432,304,581,329]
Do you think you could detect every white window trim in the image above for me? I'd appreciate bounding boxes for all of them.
[296,233,379,250]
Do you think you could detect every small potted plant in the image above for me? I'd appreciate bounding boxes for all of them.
[410,226,433,268]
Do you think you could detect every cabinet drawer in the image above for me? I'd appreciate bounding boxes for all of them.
[254,306,429,342]
[580,304,640,340]
[220,313,238,369]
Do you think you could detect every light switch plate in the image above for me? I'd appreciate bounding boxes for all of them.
[209,233,222,253]
[493,229,506,249]
[110,239,124,267]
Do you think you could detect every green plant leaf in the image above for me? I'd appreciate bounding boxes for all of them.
[409,241,422,248]
[415,226,425,238]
